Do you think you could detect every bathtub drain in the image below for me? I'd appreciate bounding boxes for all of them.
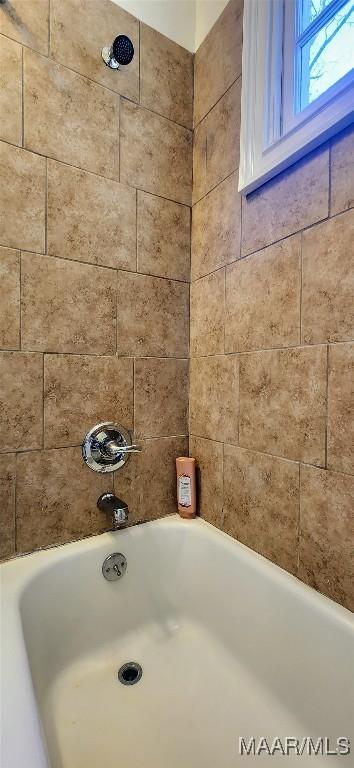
[118,662,143,686]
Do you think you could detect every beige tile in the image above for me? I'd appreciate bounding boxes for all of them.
[137,191,190,281]
[47,160,136,270]
[24,49,119,179]
[192,171,241,281]
[120,100,192,206]
[0,35,22,145]
[21,253,116,354]
[225,235,301,353]
[50,0,139,101]
[118,435,189,524]
[117,272,189,358]
[189,355,239,443]
[0,141,45,252]
[135,436,188,521]
[223,445,300,573]
[192,119,207,204]
[190,269,225,356]
[0,0,49,55]
[328,343,354,475]
[16,447,113,552]
[205,79,241,193]
[330,125,354,216]
[140,24,193,128]
[302,210,354,344]
[44,355,133,449]
[0,351,42,452]
[242,147,329,256]
[194,0,243,126]
[239,346,327,465]
[299,465,354,611]
[135,358,188,438]
[0,246,20,349]
[189,436,223,528]
[0,454,16,560]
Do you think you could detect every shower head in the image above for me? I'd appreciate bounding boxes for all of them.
[101,34,134,70]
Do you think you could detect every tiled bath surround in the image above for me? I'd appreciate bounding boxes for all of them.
[0,0,353,615]
[190,0,354,612]
[0,0,191,557]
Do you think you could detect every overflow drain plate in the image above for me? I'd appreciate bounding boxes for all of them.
[118,662,143,686]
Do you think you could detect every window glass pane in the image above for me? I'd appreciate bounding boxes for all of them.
[299,0,354,108]
[301,0,335,31]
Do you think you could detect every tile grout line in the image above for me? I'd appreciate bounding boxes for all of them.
[205,119,208,199]
[2,342,352,358]
[121,95,193,134]
[299,231,303,344]
[14,453,18,554]
[42,353,45,449]
[0,345,191,360]
[188,433,354,476]
[325,344,330,469]
[188,339,354,358]
[14,249,191,284]
[44,157,48,255]
[192,164,239,209]
[193,73,242,131]
[133,356,136,438]
[21,45,24,147]
[237,352,241,446]
[223,265,226,356]
[1,434,190,459]
[221,440,225,528]
[138,21,141,104]
[328,140,332,216]
[296,462,301,576]
[19,251,22,351]
[239,176,243,260]
[118,94,121,183]
[135,189,138,272]
[48,0,51,56]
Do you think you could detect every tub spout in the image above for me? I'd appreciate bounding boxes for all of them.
[97,493,128,530]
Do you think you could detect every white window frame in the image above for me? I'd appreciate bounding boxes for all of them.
[239,0,354,195]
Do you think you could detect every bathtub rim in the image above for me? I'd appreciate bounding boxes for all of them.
[1,514,353,768]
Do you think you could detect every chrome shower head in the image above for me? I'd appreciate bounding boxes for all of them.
[101,34,134,70]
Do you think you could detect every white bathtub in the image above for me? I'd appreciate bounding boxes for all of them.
[1,515,353,768]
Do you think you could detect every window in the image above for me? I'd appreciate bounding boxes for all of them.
[239,0,354,194]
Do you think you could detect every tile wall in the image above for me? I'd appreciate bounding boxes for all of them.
[190,0,354,611]
[0,0,192,557]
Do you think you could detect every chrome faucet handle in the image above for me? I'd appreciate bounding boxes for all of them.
[102,440,142,457]
[82,422,142,473]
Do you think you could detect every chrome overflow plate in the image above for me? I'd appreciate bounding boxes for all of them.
[82,422,141,473]
[102,553,127,581]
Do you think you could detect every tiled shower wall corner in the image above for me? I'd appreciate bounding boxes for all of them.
[0,0,192,557]
[190,0,354,612]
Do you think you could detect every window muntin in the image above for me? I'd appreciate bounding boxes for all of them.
[297,0,354,110]
[300,0,338,29]
[239,0,354,194]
